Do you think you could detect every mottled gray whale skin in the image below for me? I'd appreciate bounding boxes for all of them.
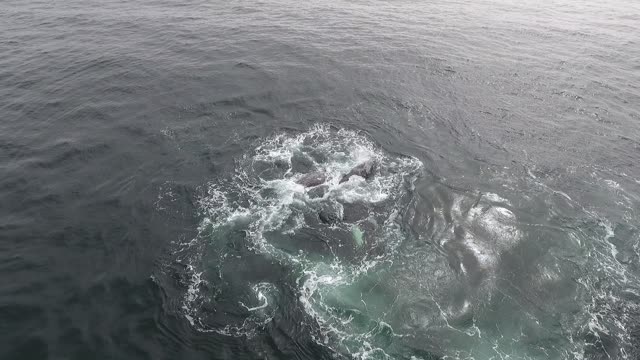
[339,160,377,183]
[318,209,341,224]
[296,171,327,187]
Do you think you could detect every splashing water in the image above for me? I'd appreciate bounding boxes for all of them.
[157,126,640,360]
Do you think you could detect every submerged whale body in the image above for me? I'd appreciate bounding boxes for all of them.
[296,171,327,187]
[171,126,430,358]
[295,160,377,188]
[340,160,377,183]
[319,209,341,224]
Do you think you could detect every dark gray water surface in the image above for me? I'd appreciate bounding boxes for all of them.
[2,0,640,359]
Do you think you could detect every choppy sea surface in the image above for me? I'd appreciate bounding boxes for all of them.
[2,0,640,359]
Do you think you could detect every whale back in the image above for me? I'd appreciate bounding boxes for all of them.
[296,171,327,187]
[339,160,377,183]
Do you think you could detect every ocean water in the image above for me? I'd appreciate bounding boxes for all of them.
[1,0,640,359]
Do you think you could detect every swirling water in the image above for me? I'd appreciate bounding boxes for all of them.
[1,0,640,359]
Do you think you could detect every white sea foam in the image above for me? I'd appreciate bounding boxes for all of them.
[165,125,640,359]
[174,125,423,345]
